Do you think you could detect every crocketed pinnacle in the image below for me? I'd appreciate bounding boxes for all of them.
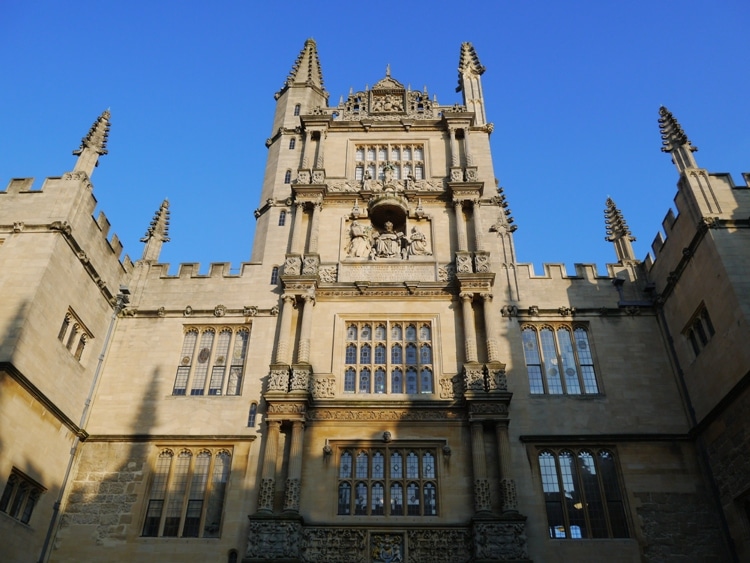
[140,199,170,262]
[73,109,110,156]
[141,199,171,243]
[658,106,697,153]
[604,198,636,262]
[284,38,325,91]
[604,198,633,241]
[456,42,485,92]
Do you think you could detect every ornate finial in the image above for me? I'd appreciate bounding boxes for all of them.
[73,109,111,157]
[140,199,170,262]
[658,106,697,153]
[386,63,391,77]
[71,109,111,177]
[456,42,485,92]
[604,197,637,262]
[282,38,325,92]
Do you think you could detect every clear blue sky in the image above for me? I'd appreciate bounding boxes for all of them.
[2,1,748,274]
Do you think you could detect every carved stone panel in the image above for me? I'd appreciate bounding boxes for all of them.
[301,528,367,563]
[472,521,529,561]
[338,263,436,283]
[406,529,471,563]
[246,519,302,560]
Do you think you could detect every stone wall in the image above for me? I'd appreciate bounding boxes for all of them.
[635,491,728,562]
[58,442,148,546]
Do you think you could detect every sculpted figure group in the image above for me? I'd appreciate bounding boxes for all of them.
[346,220,432,260]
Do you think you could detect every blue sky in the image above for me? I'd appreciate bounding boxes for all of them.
[2,1,748,274]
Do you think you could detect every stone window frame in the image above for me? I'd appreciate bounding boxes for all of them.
[0,467,45,525]
[537,446,629,540]
[57,307,93,362]
[335,443,439,518]
[683,303,715,360]
[339,317,437,396]
[270,266,279,285]
[141,446,232,538]
[288,138,296,150]
[171,326,250,397]
[278,210,287,226]
[520,323,600,396]
[352,142,426,183]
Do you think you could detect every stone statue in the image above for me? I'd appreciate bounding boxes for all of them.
[346,221,371,258]
[407,226,431,257]
[371,221,403,259]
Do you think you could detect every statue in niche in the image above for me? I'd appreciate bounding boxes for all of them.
[382,162,396,187]
[346,220,372,258]
[407,227,431,257]
[371,221,404,260]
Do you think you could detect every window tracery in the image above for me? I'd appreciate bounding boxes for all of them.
[172,326,249,396]
[337,446,438,517]
[354,144,425,184]
[343,320,433,394]
[521,324,598,395]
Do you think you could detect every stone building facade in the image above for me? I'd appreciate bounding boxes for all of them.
[1,40,748,562]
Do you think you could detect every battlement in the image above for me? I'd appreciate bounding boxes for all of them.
[145,262,261,279]
[1,175,134,287]
[516,262,624,281]
[645,170,750,271]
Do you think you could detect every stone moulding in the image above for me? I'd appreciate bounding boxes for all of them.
[244,521,528,562]
[306,407,464,422]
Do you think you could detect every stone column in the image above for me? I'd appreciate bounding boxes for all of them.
[495,421,518,513]
[471,421,491,513]
[257,420,281,513]
[472,200,484,252]
[290,202,306,255]
[460,292,478,363]
[315,131,325,169]
[297,294,315,364]
[463,130,473,167]
[283,420,306,512]
[307,200,322,254]
[482,293,500,363]
[449,127,459,167]
[274,294,296,365]
[300,130,311,169]
[455,201,468,252]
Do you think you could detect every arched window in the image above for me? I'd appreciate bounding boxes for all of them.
[346,344,357,364]
[374,344,386,364]
[359,368,371,393]
[293,104,301,116]
[289,138,296,149]
[344,368,356,393]
[391,344,402,364]
[374,368,386,394]
[406,368,417,394]
[405,344,417,364]
[420,368,433,394]
[278,210,287,226]
[391,369,403,393]
[338,482,351,514]
[228,551,238,563]
[270,267,279,284]
[283,170,292,184]
[247,403,257,427]
[419,345,431,364]
[360,344,371,364]
[347,325,357,340]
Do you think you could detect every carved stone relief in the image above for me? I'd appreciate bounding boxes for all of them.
[246,519,301,559]
[318,265,338,283]
[406,529,471,563]
[311,377,335,398]
[472,521,529,561]
[301,528,367,563]
[284,255,302,276]
[268,369,290,392]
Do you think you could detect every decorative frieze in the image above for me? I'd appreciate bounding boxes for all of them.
[463,365,485,392]
[301,528,367,563]
[307,408,463,422]
[406,529,472,563]
[439,374,463,399]
[338,262,436,283]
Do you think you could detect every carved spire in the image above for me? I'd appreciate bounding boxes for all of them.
[140,199,170,262]
[604,197,637,263]
[72,109,110,177]
[456,42,486,92]
[283,38,325,92]
[456,43,487,126]
[658,106,698,172]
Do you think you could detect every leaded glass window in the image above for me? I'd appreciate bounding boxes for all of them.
[173,327,250,396]
[142,447,232,538]
[343,320,433,394]
[353,144,426,183]
[337,446,438,517]
[538,448,629,539]
[521,324,599,395]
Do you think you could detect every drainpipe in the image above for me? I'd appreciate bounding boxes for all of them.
[38,287,130,563]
